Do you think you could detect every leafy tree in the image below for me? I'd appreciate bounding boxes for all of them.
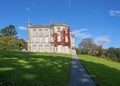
[78,38,104,57]
[0,25,27,51]
[18,38,27,50]
[76,48,81,54]
[79,38,94,54]
[78,38,120,62]
[96,46,104,57]
[104,47,120,62]
[0,37,27,51]
[0,25,17,37]
[105,47,115,59]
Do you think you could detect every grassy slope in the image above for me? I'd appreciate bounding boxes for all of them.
[0,51,71,86]
[78,54,120,86]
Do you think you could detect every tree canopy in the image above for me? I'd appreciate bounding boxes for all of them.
[78,38,120,62]
[0,25,27,51]
[0,25,17,37]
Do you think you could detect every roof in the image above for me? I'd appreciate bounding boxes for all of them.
[50,23,68,27]
[30,25,50,28]
[28,23,69,28]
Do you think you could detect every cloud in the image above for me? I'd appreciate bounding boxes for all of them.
[25,7,31,12]
[94,36,111,46]
[72,29,92,39]
[65,0,72,7]
[109,10,120,16]
[18,26,27,30]
[68,0,72,6]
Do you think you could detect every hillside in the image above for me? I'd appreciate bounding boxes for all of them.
[78,55,120,86]
[0,51,71,86]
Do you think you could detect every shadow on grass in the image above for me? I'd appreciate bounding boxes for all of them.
[0,51,71,86]
[80,59,120,86]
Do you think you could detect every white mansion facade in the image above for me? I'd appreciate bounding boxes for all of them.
[27,21,76,54]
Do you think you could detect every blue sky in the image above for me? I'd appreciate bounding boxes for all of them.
[0,0,120,48]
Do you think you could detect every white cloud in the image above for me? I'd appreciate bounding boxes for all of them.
[72,29,92,39]
[109,10,120,16]
[25,7,31,12]
[65,0,72,7]
[18,26,27,30]
[68,0,72,6]
[94,36,111,46]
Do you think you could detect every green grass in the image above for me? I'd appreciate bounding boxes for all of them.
[78,54,120,86]
[0,51,72,86]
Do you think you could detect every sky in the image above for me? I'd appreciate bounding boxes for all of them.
[0,0,120,48]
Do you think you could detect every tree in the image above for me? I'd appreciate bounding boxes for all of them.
[90,43,99,56]
[104,47,120,62]
[18,38,27,50]
[0,25,17,37]
[76,48,81,54]
[78,38,104,57]
[96,45,104,57]
[79,38,94,54]
[0,37,27,51]
[0,25,27,51]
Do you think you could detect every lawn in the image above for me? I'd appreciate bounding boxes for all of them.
[78,54,120,86]
[0,51,72,86]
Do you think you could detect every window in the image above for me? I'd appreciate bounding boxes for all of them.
[45,45,48,47]
[33,45,37,52]
[33,45,36,48]
[39,45,42,52]
[45,29,48,34]
[33,35,36,38]
[45,37,48,43]
[45,45,49,52]
[58,28,60,32]
[33,29,36,34]
[39,37,42,42]
[65,36,68,42]
[51,37,53,42]
[39,29,42,34]
[33,37,37,42]
[58,36,61,42]
[45,29,48,31]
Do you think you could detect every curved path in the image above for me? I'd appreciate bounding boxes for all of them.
[69,54,96,86]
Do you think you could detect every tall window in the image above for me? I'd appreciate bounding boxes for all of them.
[65,36,68,42]
[58,28,60,32]
[33,29,36,34]
[58,36,61,42]
[45,45,49,52]
[39,29,42,34]
[45,36,48,43]
[45,29,48,31]
[33,45,37,52]
[51,37,53,42]
[33,37,37,42]
[44,29,48,37]
[39,37,42,42]
[39,45,42,52]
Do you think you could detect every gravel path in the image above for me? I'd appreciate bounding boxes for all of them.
[69,55,96,86]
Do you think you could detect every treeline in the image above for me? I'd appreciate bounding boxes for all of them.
[105,47,120,61]
[0,25,27,51]
[77,38,120,62]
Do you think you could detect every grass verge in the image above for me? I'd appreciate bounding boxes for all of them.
[0,51,71,86]
[78,54,120,86]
